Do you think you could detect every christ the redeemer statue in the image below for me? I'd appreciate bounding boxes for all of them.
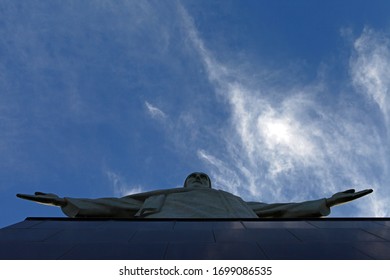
[17,172,373,218]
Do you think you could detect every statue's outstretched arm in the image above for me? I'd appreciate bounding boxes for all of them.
[326,189,373,207]
[17,192,66,206]
[249,188,373,218]
[16,192,143,218]
[248,199,331,218]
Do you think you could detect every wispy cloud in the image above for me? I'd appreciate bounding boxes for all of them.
[350,27,390,124]
[178,5,389,216]
[145,101,167,120]
[106,170,144,197]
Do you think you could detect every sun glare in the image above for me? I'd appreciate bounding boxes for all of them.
[265,121,291,144]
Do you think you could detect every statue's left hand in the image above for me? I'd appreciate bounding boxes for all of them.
[17,192,66,207]
[326,189,373,207]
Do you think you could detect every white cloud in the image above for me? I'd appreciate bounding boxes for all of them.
[178,5,389,216]
[145,101,167,120]
[197,149,242,194]
[106,170,144,197]
[350,27,390,123]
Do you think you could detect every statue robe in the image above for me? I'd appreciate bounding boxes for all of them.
[60,187,331,218]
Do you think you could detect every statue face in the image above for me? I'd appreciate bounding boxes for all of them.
[184,172,211,188]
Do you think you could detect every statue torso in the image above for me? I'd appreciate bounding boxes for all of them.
[142,188,258,218]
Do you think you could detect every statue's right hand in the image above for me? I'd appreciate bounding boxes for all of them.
[16,192,66,207]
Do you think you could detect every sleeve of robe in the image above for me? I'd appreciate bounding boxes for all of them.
[61,197,143,218]
[247,198,331,218]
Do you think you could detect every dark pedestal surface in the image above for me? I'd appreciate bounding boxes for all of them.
[1,218,390,259]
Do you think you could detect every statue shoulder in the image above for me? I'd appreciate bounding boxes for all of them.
[123,187,189,200]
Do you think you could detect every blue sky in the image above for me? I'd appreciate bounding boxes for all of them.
[1,0,390,227]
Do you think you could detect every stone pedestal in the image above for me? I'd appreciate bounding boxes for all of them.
[1,218,389,259]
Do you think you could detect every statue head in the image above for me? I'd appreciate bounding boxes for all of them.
[184,172,212,188]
